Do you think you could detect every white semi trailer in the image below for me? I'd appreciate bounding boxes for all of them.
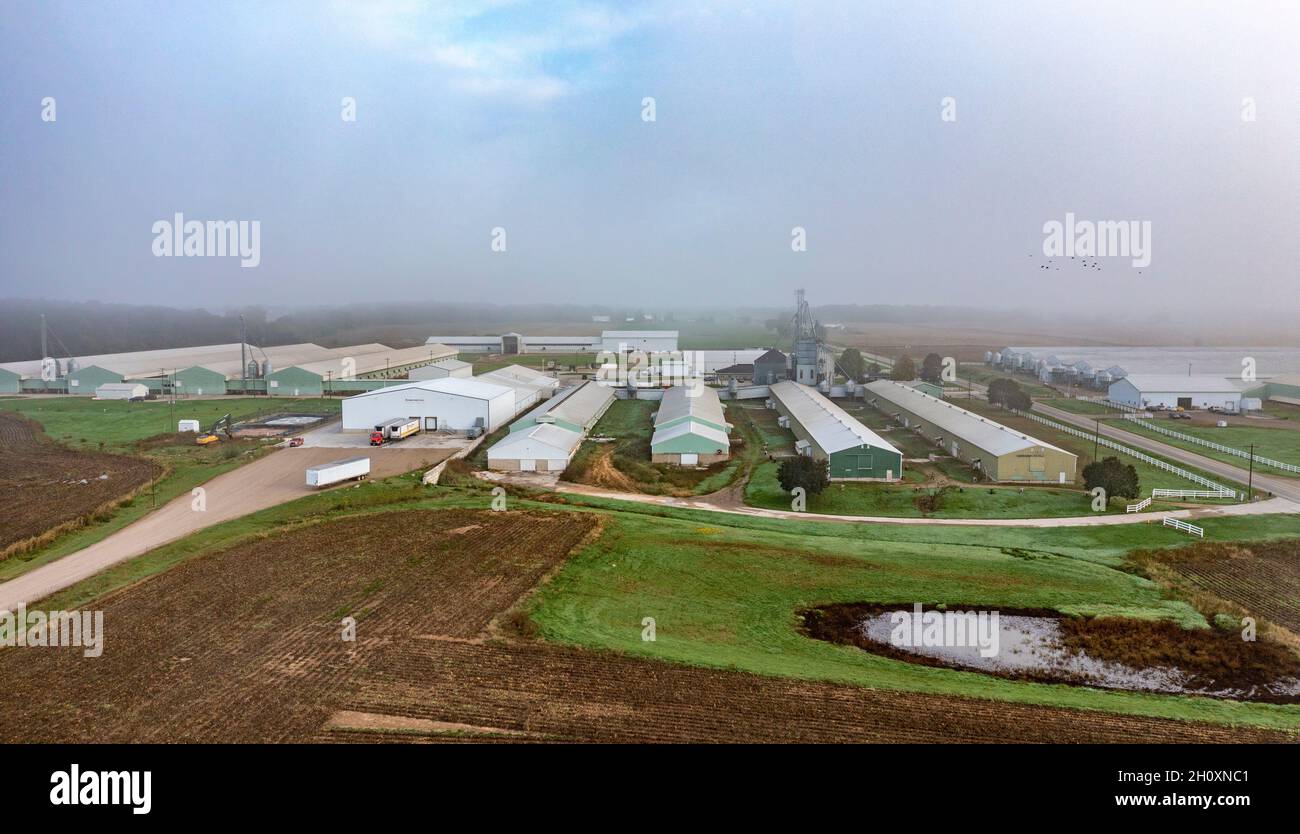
[306,456,371,488]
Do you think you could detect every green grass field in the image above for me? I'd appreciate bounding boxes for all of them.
[1114,419,1300,478]
[2,396,339,446]
[564,399,747,496]
[960,366,1057,398]
[1037,397,1120,416]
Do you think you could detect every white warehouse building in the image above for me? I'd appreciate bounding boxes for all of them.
[600,331,679,354]
[341,377,517,433]
[408,358,473,380]
[1108,375,1244,412]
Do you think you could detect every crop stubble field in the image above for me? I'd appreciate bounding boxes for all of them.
[0,414,161,558]
[1,506,1294,743]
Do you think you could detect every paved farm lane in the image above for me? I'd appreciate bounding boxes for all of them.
[0,446,450,610]
[1031,400,1300,503]
[478,474,1298,526]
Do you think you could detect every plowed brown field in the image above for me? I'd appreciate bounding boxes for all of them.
[1,508,1292,743]
[0,413,161,557]
[1137,539,1300,634]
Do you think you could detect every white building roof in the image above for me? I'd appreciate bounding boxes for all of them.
[651,419,730,449]
[346,377,514,402]
[286,344,456,377]
[770,381,901,457]
[602,330,679,338]
[654,385,728,429]
[1115,375,1244,394]
[865,380,1070,457]
[519,381,614,430]
[488,423,582,461]
[481,364,559,387]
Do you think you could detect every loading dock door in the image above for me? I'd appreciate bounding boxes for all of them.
[424,417,438,430]
[1177,397,1192,409]
[681,453,699,465]
[520,459,536,471]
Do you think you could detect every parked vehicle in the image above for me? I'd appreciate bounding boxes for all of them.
[288,436,304,447]
[369,430,385,446]
[386,418,421,441]
[373,417,420,442]
[305,457,370,488]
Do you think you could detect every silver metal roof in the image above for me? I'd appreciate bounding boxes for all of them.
[864,380,1070,457]
[654,384,727,428]
[769,381,900,456]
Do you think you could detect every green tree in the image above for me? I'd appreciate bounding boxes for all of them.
[1082,456,1141,501]
[866,361,882,379]
[920,353,944,384]
[987,378,1031,411]
[890,355,917,381]
[838,348,865,382]
[777,456,830,496]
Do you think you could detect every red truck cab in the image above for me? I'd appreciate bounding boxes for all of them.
[369,431,385,446]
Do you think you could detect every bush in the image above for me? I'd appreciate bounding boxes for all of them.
[1082,456,1140,500]
[777,456,830,496]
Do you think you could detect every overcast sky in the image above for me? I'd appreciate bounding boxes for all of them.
[2,1,1298,312]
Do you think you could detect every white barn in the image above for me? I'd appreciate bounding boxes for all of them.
[341,378,516,433]
[408,359,473,380]
[1108,375,1243,412]
[95,382,149,401]
[600,330,679,353]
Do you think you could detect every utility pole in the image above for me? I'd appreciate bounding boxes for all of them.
[1247,443,1255,501]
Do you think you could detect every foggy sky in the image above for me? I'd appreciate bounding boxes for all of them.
[1,1,1298,312]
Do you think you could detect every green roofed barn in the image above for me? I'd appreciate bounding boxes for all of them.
[66,365,123,395]
[0,367,20,394]
[173,365,228,397]
[651,385,731,465]
[768,380,902,480]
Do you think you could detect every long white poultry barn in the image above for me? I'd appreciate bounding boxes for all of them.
[341,377,516,433]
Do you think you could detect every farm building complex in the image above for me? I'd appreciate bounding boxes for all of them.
[650,385,732,465]
[0,341,457,397]
[865,380,1077,483]
[487,381,615,472]
[992,345,1300,389]
[768,381,902,480]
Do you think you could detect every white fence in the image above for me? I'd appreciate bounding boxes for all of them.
[1124,416,1300,474]
[1162,517,1204,538]
[1126,497,1152,513]
[1014,408,1240,500]
[1151,488,1235,500]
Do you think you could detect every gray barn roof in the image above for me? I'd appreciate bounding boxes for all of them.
[864,380,1070,457]
[769,381,900,456]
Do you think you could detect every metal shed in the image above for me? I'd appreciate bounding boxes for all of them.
[769,381,902,480]
[865,380,1076,483]
[650,385,731,465]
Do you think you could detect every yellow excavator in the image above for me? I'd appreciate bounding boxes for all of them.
[195,413,233,445]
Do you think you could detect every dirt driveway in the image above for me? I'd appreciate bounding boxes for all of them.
[0,445,450,611]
